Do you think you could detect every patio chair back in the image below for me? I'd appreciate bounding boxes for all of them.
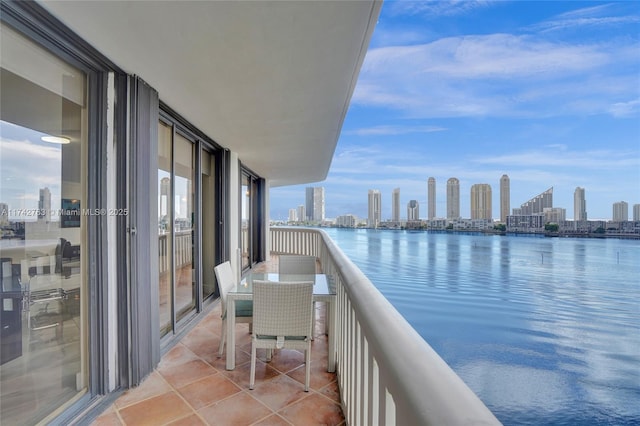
[278,255,316,275]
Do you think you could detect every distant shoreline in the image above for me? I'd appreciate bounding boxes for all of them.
[275,224,640,240]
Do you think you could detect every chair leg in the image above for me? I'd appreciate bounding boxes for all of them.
[250,342,257,390]
[304,347,311,392]
[311,302,316,341]
[218,320,226,357]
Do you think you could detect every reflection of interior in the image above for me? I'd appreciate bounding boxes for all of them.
[0,240,83,425]
[0,26,86,425]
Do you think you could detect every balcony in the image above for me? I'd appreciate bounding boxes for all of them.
[93,228,499,425]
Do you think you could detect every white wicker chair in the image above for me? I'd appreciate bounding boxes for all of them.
[278,255,317,275]
[278,255,318,338]
[250,280,314,391]
[214,261,253,357]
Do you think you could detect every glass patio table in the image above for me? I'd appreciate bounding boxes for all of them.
[225,272,336,372]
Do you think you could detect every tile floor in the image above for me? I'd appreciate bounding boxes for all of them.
[92,260,344,426]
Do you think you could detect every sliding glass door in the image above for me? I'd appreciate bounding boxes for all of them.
[158,116,220,338]
[158,120,195,337]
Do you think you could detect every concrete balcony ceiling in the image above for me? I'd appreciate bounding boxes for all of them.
[41,0,381,187]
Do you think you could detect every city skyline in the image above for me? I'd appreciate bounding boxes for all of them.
[285,182,639,224]
[270,1,640,222]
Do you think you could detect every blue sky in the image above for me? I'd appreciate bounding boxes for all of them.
[270,0,640,222]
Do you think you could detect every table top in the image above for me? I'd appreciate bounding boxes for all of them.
[234,272,335,296]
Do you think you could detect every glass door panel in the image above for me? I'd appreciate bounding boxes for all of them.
[201,149,216,300]
[0,24,88,424]
[241,174,250,270]
[173,134,195,322]
[157,121,173,337]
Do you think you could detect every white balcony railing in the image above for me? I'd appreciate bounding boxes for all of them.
[270,227,501,426]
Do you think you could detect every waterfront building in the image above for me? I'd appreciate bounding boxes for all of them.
[518,187,553,215]
[392,187,401,222]
[336,214,357,228]
[407,200,420,221]
[305,186,325,222]
[446,177,460,220]
[368,189,382,228]
[574,187,587,221]
[544,207,566,224]
[500,174,510,223]
[288,208,297,222]
[428,177,436,220]
[297,205,306,223]
[470,183,492,220]
[613,201,629,221]
[507,214,546,231]
[634,204,640,221]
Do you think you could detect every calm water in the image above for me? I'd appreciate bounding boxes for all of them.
[323,228,640,426]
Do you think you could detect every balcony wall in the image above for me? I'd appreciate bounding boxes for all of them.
[270,227,500,425]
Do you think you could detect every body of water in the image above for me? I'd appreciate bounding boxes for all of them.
[323,228,640,425]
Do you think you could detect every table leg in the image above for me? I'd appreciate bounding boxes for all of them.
[226,297,236,370]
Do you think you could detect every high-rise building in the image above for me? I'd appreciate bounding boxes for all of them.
[574,187,587,221]
[392,188,400,222]
[518,187,553,215]
[613,201,628,221]
[288,208,297,222]
[634,204,640,221]
[407,200,419,221]
[500,174,510,223]
[297,205,306,223]
[336,214,357,228]
[368,189,381,228]
[38,187,51,222]
[428,177,436,220]
[470,184,492,220]
[305,187,325,222]
[446,178,460,220]
[544,207,566,223]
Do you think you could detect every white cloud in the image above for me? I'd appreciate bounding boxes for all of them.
[608,99,640,118]
[531,4,640,33]
[345,124,447,136]
[472,148,640,169]
[387,0,493,18]
[353,32,639,119]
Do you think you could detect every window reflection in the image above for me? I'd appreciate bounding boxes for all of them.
[0,25,87,424]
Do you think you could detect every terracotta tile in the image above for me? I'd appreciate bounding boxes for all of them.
[317,380,341,404]
[220,358,279,389]
[166,413,208,426]
[158,344,200,370]
[267,349,305,374]
[310,336,329,361]
[177,374,241,409]
[160,359,218,389]
[249,374,309,411]
[118,392,192,426]
[252,414,294,426]
[278,393,344,426]
[286,360,335,391]
[114,371,172,409]
[92,410,122,426]
[212,345,252,371]
[181,329,222,365]
[197,392,272,426]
